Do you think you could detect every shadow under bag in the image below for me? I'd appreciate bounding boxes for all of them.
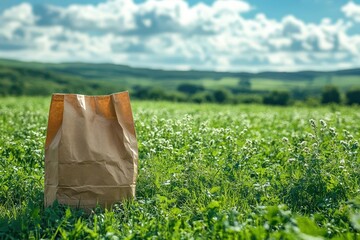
[44,92,138,209]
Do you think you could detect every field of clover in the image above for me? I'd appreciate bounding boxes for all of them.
[0,97,359,239]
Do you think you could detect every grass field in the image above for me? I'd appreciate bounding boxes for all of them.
[0,97,360,239]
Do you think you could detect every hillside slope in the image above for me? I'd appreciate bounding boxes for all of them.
[0,59,359,96]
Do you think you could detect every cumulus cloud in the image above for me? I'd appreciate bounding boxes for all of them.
[0,0,359,71]
[342,1,360,22]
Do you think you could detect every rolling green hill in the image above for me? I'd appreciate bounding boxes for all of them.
[0,58,359,99]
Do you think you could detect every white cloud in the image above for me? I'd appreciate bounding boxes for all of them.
[2,3,37,24]
[342,1,360,22]
[0,0,359,72]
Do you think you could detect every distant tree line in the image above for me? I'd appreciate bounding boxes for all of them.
[131,83,360,106]
[1,80,360,106]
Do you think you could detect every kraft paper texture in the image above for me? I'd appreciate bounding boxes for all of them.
[44,92,138,209]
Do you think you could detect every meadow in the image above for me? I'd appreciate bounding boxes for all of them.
[0,97,360,239]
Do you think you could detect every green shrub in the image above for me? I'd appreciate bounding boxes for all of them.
[177,83,205,95]
[263,91,291,106]
[346,88,360,105]
[213,89,232,103]
[321,85,341,104]
[191,91,214,103]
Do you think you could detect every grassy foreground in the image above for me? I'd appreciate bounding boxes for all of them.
[0,97,360,239]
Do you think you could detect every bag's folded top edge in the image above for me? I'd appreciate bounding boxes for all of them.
[52,91,129,99]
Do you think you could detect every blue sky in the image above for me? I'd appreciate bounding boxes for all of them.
[0,0,352,22]
[0,0,360,72]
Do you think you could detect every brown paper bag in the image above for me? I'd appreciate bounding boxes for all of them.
[44,92,138,209]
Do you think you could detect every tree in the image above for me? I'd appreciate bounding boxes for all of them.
[213,89,231,103]
[132,85,151,99]
[321,85,340,104]
[9,80,24,96]
[191,91,214,103]
[291,88,308,100]
[164,91,187,102]
[346,88,360,105]
[177,83,204,95]
[263,91,291,106]
[147,88,166,100]
[0,81,10,96]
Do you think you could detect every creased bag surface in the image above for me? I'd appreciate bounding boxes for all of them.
[44,92,138,208]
